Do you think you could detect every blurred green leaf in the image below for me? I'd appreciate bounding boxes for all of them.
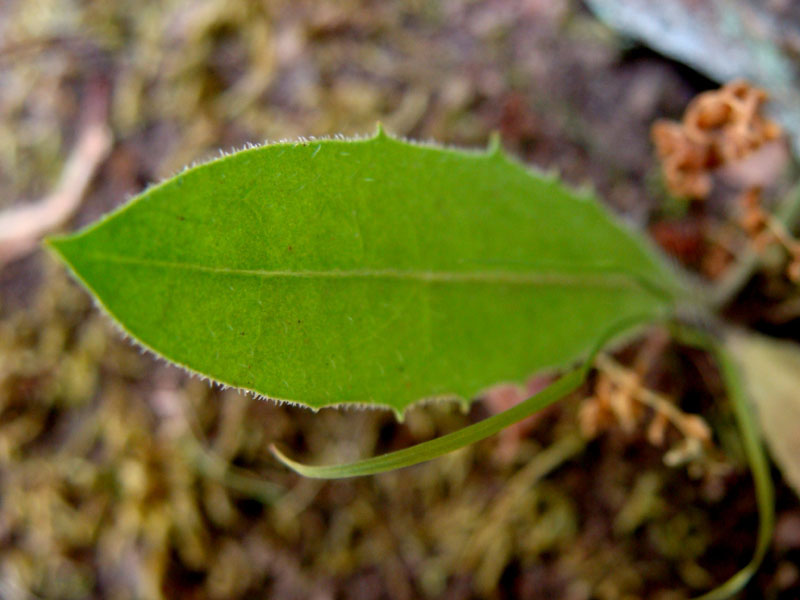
[47,129,683,414]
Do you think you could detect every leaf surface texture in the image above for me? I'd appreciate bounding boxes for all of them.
[49,132,681,412]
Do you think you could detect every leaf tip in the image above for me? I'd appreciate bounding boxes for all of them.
[485,132,519,167]
[269,443,300,473]
[42,233,74,265]
[374,122,389,141]
[487,131,503,157]
[269,443,341,479]
[42,233,62,250]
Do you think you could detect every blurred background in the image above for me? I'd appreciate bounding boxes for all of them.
[2,1,800,598]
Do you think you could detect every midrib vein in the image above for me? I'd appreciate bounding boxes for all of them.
[83,253,652,289]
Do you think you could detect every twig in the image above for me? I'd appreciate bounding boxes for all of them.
[0,81,112,265]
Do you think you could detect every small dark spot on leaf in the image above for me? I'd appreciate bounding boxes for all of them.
[177,215,185,221]
[287,246,293,251]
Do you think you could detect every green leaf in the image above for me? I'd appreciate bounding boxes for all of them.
[671,324,774,600]
[701,338,774,600]
[47,128,683,414]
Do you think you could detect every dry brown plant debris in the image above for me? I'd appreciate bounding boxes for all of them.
[652,80,800,283]
[0,81,111,265]
[652,79,782,200]
[579,331,714,473]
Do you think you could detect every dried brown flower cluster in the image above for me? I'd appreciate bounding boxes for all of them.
[580,353,711,461]
[652,80,782,200]
[580,336,747,503]
[652,80,800,281]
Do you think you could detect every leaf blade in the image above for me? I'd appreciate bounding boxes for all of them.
[48,132,683,412]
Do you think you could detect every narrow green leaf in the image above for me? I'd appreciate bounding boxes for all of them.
[271,368,587,478]
[47,129,683,413]
[696,339,774,600]
[271,313,652,478]
[671,324,774,600]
